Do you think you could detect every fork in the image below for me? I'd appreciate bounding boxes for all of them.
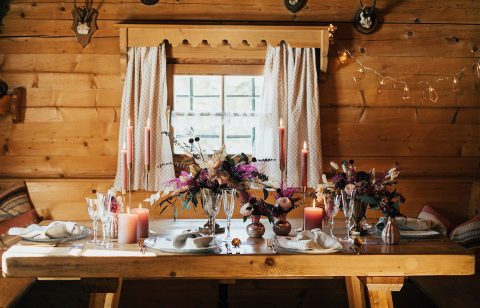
[266,238,277,254]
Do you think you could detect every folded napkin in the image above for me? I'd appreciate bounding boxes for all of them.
[172,229,213,249]
[376,217,436,231]
[8,221,84,240]
[278,229,342,251]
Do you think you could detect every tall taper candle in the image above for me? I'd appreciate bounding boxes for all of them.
[301,141,308,187]
[279,118,286,172]
[121,142,128,191]
[127,118,133,167]
[144,118,151,168]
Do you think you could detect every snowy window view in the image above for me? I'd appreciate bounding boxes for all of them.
[173,75,264,154]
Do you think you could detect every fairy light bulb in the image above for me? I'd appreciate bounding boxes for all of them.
[353,68,365,83]
[476,59,480,79]
[338,50,349,64]
[428,86,438,103]
[452,76,462,94]
[377,77,385,94]
[402,85,410,100]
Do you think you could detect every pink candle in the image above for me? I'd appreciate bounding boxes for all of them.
[144,118,151,168]
[127,118,133,167]
[301,141,308,187]
[131,204,149,238]
[118,210,138,244]
[121,142,128,191]
[279,118,286,172]
[304,200,324,231]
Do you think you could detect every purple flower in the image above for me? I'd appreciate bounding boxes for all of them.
[166,171,195,189]
[233,164,258,180]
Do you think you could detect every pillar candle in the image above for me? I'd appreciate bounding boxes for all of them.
[301,141,308,187]
[279,118,286,172]
[118,210,138,244]
[304,200,324,231]
[131,204,149,238]
[121,142,128,191]
[127,118,133,167]
[144,118,151,168]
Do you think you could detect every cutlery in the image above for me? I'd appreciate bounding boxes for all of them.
[350,246,360,255]
[266,238,277,254]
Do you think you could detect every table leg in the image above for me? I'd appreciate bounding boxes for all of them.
[364,277,404,308]
[345,276,366,308]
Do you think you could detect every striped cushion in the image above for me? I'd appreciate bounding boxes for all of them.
[418,205,454,236]
[450,216,480,271]
[0,181,33,222]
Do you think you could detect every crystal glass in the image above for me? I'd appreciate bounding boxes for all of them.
[97,192,113,248]
[202,189,222,240]
[341,189,355,244]
[85,197,100,244]
[324,194,340,238]
[222,188,236,241]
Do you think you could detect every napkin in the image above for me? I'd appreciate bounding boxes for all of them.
[376,217,436,232]
[172,229,213,249]
[279,229,342,251]
[8,221,84,240]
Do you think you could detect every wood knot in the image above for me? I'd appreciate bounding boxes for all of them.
[265,257,275,267]
[170,271,176,277]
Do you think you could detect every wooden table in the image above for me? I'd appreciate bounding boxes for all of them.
[2,219,475,308]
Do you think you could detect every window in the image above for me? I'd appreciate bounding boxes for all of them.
[172,75,264,154]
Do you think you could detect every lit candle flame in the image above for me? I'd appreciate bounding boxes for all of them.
[128,118,131,127]
[313,199,316,208]
[279,118,283,127]
[147,118,150,128]
[303,141,307,150]
[127,207,130,214]
[139,203,142,209]
[122,141,126,150]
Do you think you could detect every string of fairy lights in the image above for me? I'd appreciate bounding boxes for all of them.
[335,48,480,104]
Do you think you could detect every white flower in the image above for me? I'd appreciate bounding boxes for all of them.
[322,174,328,184]
[330,162,339,170]
[240,203,253,216]
[275,197,292,212]
[387,168,400,181]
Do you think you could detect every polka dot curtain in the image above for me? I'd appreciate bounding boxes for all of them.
[114,45,175,191]
[254,42,322,188]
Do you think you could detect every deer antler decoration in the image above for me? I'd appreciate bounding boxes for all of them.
[72,0,98,48]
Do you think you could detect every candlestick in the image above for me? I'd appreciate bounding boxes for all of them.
[121,142,128,192]
[304,200,324,231]
[279,118,286,184]
[127,118,133,168]
[301,141,308,188]
[144,118,151,168]
[131,204,149,239]
[118,209,138,244]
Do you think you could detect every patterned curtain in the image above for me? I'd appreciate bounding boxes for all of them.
[254,42,322,188]
[114,45,175,191]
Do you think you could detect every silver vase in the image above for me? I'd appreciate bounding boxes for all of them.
[246,215,265,238]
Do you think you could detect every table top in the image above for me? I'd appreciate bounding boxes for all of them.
[2,219,475,279]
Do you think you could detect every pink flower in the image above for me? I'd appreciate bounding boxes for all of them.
[275,197,292,212]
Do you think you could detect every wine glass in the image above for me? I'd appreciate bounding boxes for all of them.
[222,188,236,241]
[324,194,340,238]
[85,197,100,244]
[97,192,113,248]
[341,189,355,244]
[202,190,222,240]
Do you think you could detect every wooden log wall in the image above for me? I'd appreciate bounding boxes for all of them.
[0,0,479,223]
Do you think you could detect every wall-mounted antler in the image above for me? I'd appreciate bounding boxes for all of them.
[72,0,98,47]
[354,0,378,34]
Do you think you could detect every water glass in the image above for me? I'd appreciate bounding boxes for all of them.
[222,188,236,241]
[85,197,100,244]
[202,189,222,240]
[324,194,340,238]
[341,189,355,243]
[97,192,113,248]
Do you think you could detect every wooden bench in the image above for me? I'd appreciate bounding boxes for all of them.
[0,278,35,308]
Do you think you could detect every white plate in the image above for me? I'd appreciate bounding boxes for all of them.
[21,229,90,243]
[144,237,220,254]
[273,236,342,254]
[400,230,440,238]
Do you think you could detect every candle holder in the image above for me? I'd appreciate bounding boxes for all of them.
[127,165,132,210]
[144,164,150,199]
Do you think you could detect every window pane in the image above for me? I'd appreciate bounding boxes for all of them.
[225,138,252,155]
[173,117,222,154]
[225,121,253,154]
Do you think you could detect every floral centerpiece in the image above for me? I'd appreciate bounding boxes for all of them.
[324,160,405,233]
[151,136,271,220]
